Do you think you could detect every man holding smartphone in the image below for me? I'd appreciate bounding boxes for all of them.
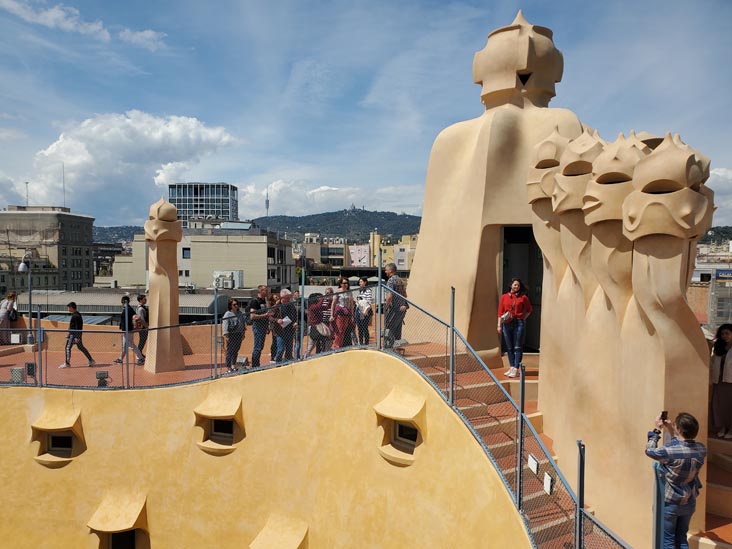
[645,411,706,549]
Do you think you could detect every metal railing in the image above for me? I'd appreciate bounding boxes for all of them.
[0,281,630,547]
[376,283,629,549]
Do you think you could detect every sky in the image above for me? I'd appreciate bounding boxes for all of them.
[0,0,730,226]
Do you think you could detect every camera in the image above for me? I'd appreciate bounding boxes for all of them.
[661,410,668,421]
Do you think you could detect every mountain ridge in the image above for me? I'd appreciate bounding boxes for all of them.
[93,209,422,243]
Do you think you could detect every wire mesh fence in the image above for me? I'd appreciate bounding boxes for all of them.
[581,510,632,549]
[0,282,631,548]
[380,286,451,397]
[520,420,577,548]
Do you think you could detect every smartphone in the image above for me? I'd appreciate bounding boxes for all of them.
[661,411,668,421]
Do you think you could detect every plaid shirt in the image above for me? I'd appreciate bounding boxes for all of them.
[646,433,706,507]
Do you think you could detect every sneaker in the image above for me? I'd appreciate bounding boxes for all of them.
[113,358,122,364]
[58,363,69,369]
[718,430,727,438]
[88,360,96,367]
[505,367,518,378]
[725,432,732,440]
[136,358,145,365]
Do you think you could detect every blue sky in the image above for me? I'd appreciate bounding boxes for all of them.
[0,0,730,226]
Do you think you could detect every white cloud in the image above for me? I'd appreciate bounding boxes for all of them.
[236,179,423,219]
[0,170,23,206]
[0,0,110,41]
[28,110,238,224]
[118,28,167,52]
[708,168,732,226]
[0,128,26,141]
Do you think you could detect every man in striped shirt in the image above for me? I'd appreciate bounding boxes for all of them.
[645,412,706,549]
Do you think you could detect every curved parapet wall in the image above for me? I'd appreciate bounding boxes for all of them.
[0,350,530,548]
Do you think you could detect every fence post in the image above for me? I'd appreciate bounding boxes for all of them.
[449,286,455,405]
[299,254,306,360]
[124,313,130,389]
[576,440,585,546]
[36,305,43,387]
[517,362,526,510]
[377,248,382,350]
[213,286,219,378]
[653,462,665,549]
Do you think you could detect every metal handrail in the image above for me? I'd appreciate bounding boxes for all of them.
[580,509,632,549]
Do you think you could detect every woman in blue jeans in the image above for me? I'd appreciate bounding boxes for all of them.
[497,278,532,378]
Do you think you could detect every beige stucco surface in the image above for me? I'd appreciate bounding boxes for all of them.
[408,12,582,362]
[408,12,713,548]
[0,350,530,548]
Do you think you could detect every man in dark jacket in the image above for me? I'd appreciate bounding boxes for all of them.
[114,295,145,365]
[58,302,95,368]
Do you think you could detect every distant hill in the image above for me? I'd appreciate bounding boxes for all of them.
[93,209,422,244]
[93,225,143,243]
[93,221,724,246]
[700,227,732,244]
[253,208,421,242]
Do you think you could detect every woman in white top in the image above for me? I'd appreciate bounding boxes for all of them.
[711,323,732,439]
[355,277,373,345]
[0,291,17,345]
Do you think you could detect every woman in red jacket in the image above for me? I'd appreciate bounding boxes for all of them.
[497,278,532,378]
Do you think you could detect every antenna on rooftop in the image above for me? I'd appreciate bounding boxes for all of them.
[62,162,66,208]
[25,181,28,207]
[265,187,270,218]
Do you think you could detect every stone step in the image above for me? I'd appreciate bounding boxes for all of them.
[688,514,732,548]
[708,463,732,519]
[0,343,35,357]
[711,452,732,475]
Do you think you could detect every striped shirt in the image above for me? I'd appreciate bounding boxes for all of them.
[645,433,706,507]
[357,287,373,305]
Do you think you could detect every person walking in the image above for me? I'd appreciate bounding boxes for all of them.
[114,295,145,365]
[384,263,408,348]
[355,277,373,345]
[58,302,95,368]
[222,298,245,372]
[497,277,532,378]
[0,291,17,345]
[646,412,706,549]
[249,285,273,368]
[136,294,149,353]
[710,324,732,439]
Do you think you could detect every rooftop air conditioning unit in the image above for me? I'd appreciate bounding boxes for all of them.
[222,279,234,289]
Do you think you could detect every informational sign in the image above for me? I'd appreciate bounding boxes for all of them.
[716,269,732,281]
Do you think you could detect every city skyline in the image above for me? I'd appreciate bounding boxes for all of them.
[0,0,730,226]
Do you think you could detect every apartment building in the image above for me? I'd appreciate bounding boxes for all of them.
[0,205,94,292]
[113,225,295,290]
[168,182,239,228]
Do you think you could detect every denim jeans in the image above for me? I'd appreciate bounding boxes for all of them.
[251,323,267,368]
[275,330,294,362]
[663,506,693,549]
[502,319,525,367]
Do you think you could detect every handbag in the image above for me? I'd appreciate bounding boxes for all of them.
[8,308,17,322]
[315,322,331,338]
[357,299,371,316]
